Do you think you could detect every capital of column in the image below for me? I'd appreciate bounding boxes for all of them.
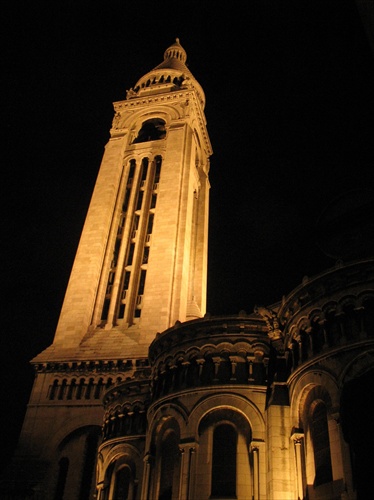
[250,439,264,453]
[143,452,154,465]
[290,428,304,442]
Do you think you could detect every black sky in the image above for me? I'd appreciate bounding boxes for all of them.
[2,0,374,470]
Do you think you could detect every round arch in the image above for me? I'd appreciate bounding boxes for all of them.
[188,392,265,442]
[289,369,340,427]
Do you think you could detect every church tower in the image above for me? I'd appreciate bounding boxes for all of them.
[46,37,212,357]
[5,39,212,498]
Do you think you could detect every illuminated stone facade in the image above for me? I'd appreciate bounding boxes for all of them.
[1,39,374,500]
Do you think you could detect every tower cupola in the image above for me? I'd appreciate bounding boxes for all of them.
[127,38,206,107]
[157,37,188,68]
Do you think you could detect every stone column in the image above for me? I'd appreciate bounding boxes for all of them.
[96,484,104,500]
[196,358,205,383]
[291,430,304,500]
[229,356,237,381]
[140,453,153,500]
[178,447,186,499]
[181,360,190,387]
[212,356,221,381]
[251,445,259,500]
[247,356,255,383]
[187,446,196,500]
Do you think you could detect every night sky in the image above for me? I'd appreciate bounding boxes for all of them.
[2,0,374,471]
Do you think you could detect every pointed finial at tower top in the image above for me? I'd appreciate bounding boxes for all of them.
[176,37,180,43]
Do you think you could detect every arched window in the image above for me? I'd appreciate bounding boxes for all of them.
[85,378,94,399]
[159,431,180,500]
[94,378,103,399]
[133,119,166,143]
[49,379,58,400]
[67,379,76,400]
[76,378,85,399]
[113,466,131,500]
[106,460,137,500]
[58,379,67,400]
[311,402,332,486]
[197,409,251,499]
[211,424,237,498]
[56,426,101,500]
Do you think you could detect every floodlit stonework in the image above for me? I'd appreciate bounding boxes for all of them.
[1,39,374,500]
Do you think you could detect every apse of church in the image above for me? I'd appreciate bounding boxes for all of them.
[1,39,374,500]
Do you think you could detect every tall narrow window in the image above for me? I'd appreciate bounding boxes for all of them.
[58,379,67,400]
[211,424,237,498]
[112,237,121,268]
[127,244,135,266]
[94,378,103,399]
[100,155,163,324]
[132,214,140,238]
[159,432,179,500]
[76,379,85,400]
[312,402,332,486]
[54,457,69,500]
[122,188,131,213]
[150,193,157,209]
[147,213,154,235]
[118,271,131,319]
[101,299,110,321]
[67,379,76,400]
[134,270,146,318]
[128,160,136,184]
[85,379,94,399]
[101,159,136,322]
[79,430,100,500]
[154,156,162,184]
[49,380,58,400]
[113,466,132,500]
[142,246,150,264]
[141,158,149,182]
[138,270,147,295]
[123,271,131,291]
[136,191,144,211]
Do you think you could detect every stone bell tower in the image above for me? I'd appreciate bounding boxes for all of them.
[47,37,212,358]
[4,39,212,498]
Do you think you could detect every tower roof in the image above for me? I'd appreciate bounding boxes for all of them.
[153,38,188,71]
[128,39,206,108]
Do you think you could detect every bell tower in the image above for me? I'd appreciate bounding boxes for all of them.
[5,39,212,499]
[37,38,212,361]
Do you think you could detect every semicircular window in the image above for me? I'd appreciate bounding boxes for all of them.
[133,118,166,143]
